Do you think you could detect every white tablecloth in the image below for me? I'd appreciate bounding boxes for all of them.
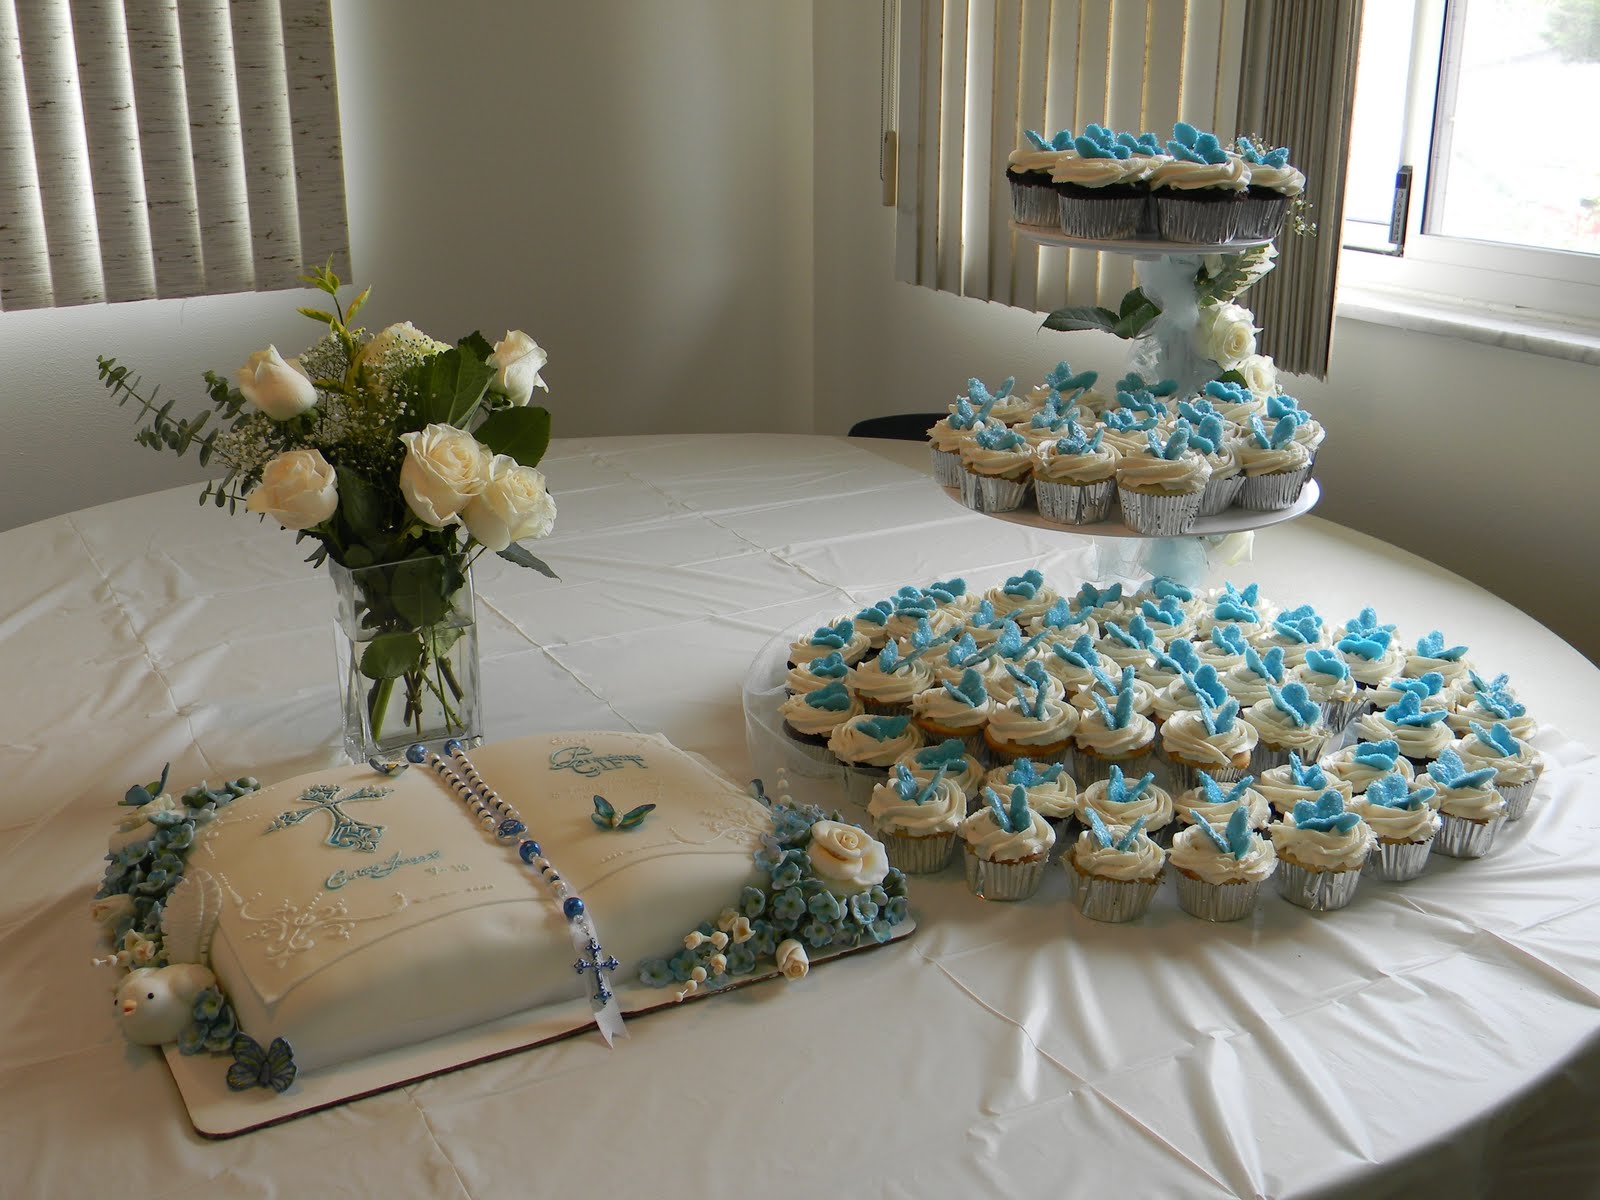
[5,434,1598,1199]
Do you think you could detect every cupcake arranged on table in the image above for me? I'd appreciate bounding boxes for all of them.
[1071,665,1160,723]
[1265,394,1326,463]
[1365,671,1450,716]
[960,786,1055,901]
[927,394,987,488]
[1116,422,1213,535]
[1234,414,1313,511]
[788,618,871,668]
[1456,720,1543,820]
[849,599,896,654]
[1077,764,1173,847]
[828,713,926,807]
[866,763,966,874]
[883,592,963,644]
[1152,660,1229,722]
[1255,752,1352,818]
[1097,404,1163,457]
[1404,630,1473,689]
[1196,580,1271,643]
[1043,633,1109,693]
[848,638,936,716]
[1070,580,1130,625]
[1233,136,1305,240]
[1447,672,1536,741]
[985,570,1060,628]
[1170,805,1279,922]
[924,576,982,617]
[1159,689,1258,790]
[1069,810,1167,922]
[1255,604,1327,669]
[1149,122,1249,243]
[1073,670,1159,784]
[1174,771,1270,832]
[984,664,1080,766]
[1034,422,1121,525]
[1015,394,1080,448]
[911,667,996,758]
[1350,772,1440,882]
[1140,635,1204,693]
[785,649,851,697]
[983,758,1077,849]
[1051,125,1159,240]
[1334,624,1408,697]
[1355,690,1453,771]
[1029,594,1101,644]
[1196,623,1253,673]
[1293,646,1362,734]
[1243,682,1330,771]
[958,420,1035,513]
[900,737,988,804]
[1200,379,1264,426]
[1007,128,1075,225]
[1319,739,1416,795]
[1224,645,1290,711]
[1268,791,1376,911]
[930,632,1009,693]
[1135,594,1200,646]
[968,373,1035,426]
[1423,747,1506,858]
[779,680,863,759]
[1097,614,1167,672]
[1186,412,1246,516]
[982,624,1055,695]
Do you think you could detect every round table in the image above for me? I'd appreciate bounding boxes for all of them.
[5,434,1597,1199]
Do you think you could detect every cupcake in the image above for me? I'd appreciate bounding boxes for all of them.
[1029,595,1101,644]
[1116,424,1212,535]
[1318,739,1415,795]
[1423,747,1506,858]
[1255,604,1328,670]
[984,570,1060,628]
[1334,626,1408,697]
[1186,412,1246,516]
[959,421,1035,513]
[1268,792,1376,911]
[1234,137,1304,239]
[1196,623,1252,673]
[828,714,926,807]
[1233,414,1312,511]
[927,396,986,487]
[1140,636,1204,693]
[1068,581,1129,626]
[1354,691,1454,771]
[1170,805,1278,921]
[983,624,1055,694]
[1076,764,1174,847]
[785,649,851,697]
[1200,379,1264,427]
[1014,394,1079,448]
[1365,671,1450,716]
[960,786,1056,900]
[1042,633,1109,693]
[967,374,1034,426]
[1196,581,1270,643]
[1135,595,1199,646]
[1350,772,1440,882]
[1051,126,1154,240]
[1265,395,1326,463]
[1073,671,1159,784]
[1332,605,1398,647]
[1159,690,1258,790]
[788,618,871,668]
[1255,752,1353,818]
[900,737,988,804]
[1098,405,1162,457]
[1007,128,1074,225]
[883,595,963,645]
[1222,645,1288,710]
[983,758,1078,849]
[983,664,1075,757]
[1243,682,1329,771]
[1097,614,1166,673]
[779,680,863,758]
[866,763,966,874]
[911,668,996,758]
[1456,721,1542,820]
[849,599,896,653]
[1174,772,1271,831]
[847,639,935,716]
[1404,630,1473,689]
[1149,122,1249,243]
[1069,810,1167,922]
[930,633,1009,693]
[1033,423,1120,525]
[964,599,1017,650]
[1151,661,1229,723]
[1293,647,1362,734]
[1447,674,1536,741]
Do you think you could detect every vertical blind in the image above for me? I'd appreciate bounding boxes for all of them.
[0,0,350,312]
[894,0,1360,378]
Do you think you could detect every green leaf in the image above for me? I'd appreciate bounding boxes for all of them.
[297,307,336,324]
[1118,287,1152,318]
[360,630,425,681]
[345,285,372,325]
[1041,305,1119,334]
[474,406,551,468]
[333,466,387,546]
[1111,301,1161,339]
[389,555,463,628]
[497,542,559,578]
[1215,369,1249,387]
[403,347,494,430]
[457,331,495,362]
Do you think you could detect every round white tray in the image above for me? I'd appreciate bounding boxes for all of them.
[936,477,1319,539]
[1010,221,1272,256]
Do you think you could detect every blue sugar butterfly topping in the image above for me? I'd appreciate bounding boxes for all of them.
[1054,421,1106,456]
[1336,630,1390,661]
[809,619,853,648]
[1115,389,1167,419]
[1105,408,1157,433]
[1003,569,1046,599]
[1272,613,1320,645]
[1044,363,1099,395]
[805,652,849,679]
[1214,595,1259,624]
[1210,624,1249,655]
[1177,398,1222,426]
[1196,691,1240,735]
[1006,758,1065,786]
[1194,804,1257,860]
[1141,596,1188,629]
[1290,791,1361,835]
[1154,637,1202,675]
[1074,133,1132,160]
[1247,414,1299,449]
[803,681,854,711]
[1040,597,1073,629]
[927,577,968,601]
[916,737,971,768]
[968,375,1016,406]
[1185,664,1229,707]
[1474,688,1525,720]
[1074,582,1122,611]
[1153,420,1195,461]
[944,668,989,708]
[876,640,902,673]
[1116,130,1164,156]
[1151,577,1194,603]
[1226,581,1260,606]
[1345,607,1396,636]
[855,599,893,627]
[1185,423,1220,456]
[946,632,983,668]
[891,763,921,801]
[858,715,912,742]
[947,397,981,431]
[1029,403,1069,432]
[1243,645,1286,683]
[1195,414,1231,453]
[1197,771,1256,807]
[1382,690,1449,727]
[1105,764,1156,806]
[1052,634,1099,669]
[1353,740,1401,769]
[1302,647,1349,682]
[1023,128,1075,152]
[1236,136,1292,168]
[973,598,1000,627]
[1415,630,1469,661]
[1469,720,1521,759]
[1091,668,1139,730]
[1204,379,1253,407]
[1115,372,1178,397]
[908,618,946,651]
[1467,669,1509,695]
[1395,672,1446,700]
[1364,772,1435,810]
[991,619,1026,660]
[981,785,1034,833]
[1287,751,1327,789]
[1427,747,1497,790]
[1085,807,1150,851]
[975,423,1027,451]
[1268,682,1320,727]
[1004,662,1050,719]
[1265,393,1303,419]
[1172,121,1200,147]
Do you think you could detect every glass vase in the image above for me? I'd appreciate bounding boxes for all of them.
[330,553,482,764]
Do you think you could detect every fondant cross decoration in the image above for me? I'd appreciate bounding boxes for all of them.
[574,937,621,1005]
[264,784,391,853]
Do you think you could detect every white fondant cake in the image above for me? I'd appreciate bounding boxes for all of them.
[191,731,770,1072]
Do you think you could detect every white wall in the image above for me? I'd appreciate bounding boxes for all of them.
[0,0,814,531]
[810,0,1600,666]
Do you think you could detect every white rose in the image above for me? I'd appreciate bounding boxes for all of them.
[1237,353,1278,397]
[459,454,557,551]
[90,894,135,929]
[236,346,318,420]
[806,820,890,896]
[486,330,549,406]
[245,449,339,531]
[398,424,490,527]
[775,938,809,981]
[1197,302,1259,370]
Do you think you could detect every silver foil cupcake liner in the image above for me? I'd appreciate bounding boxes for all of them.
[1432,811,1507,858]
[1057,193,1145,241]
[1117,487,1204,536]
[1074,747,1155,788]
[1275,860,1362,911]
[1163,755,1251,794]
[1174,872,1264,922]
[880,829,957,874]
[1035,477,1116,525]
[1250,737,1327,774]
[1010,179,1060,226]
[1318,697,1365,738]
[1364,837,1433,882]
[1197,472,1246,517]
[843,764,890,810]
[1234,196,1288,241]
[1499,780,1535,820]
[965,847,1047,900]
[1237,465,1313,511]
[1070,864,1163,922]
[961,469,1030,513]
[1154,196,1239,244]
[930,446,963,488]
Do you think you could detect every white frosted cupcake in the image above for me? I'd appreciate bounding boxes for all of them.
[1133,596,1199,647]
[1455,721,1543,820]
[1254,604,1328,670]
[1069,811,1167,922]
[899,738,988,804]
[1233,415,1311,511]
[1139,637,1206,694]
[1222,645,1290,710]
[960,786,1056,900]
[1186,412,1246,516]
[1354,691,1454,771]
[788,618,871,668]
[1007,129,1073,224]
[1365,671,1451,715]
[1170,806,1278,921]
[927,397,986,487]
[1174,773,1271,831]
[784,650,852,697]
[1151,662,1229,722]
[1350,772,1440,881]
[1447,674,1537,742]
[1033,424,1120,525]
[1243,683,1330,771]
[1159,693,1258,790]
[1255,752,1353,818]
[929,633,1009,693]
[1097,615,1167,673]
[1318,740,1416,795]
[847,640,934,716]
[1029,596,1101,645]
[911,668,996,758]
[1069,666,1159,720]
[983,673,1080,767]
[1293,647,1362,734]
[958,421,1035,513]
[1050,129,1156,240]
[1077,764,1174,847]
[867,763,966,874]
[1335,626,1408,695]
[1115,425,1212,536]
[984,570,1060,628]
[828,714,926,807]
[1042,633,1109,693]
[983,759,1077,851]
[1268,793,1376,911]
[1234,137,1304,239]
[1423,747,1506,858]
[1196,624,1253,673]
[1073,675,1158,785]
[1403,630,1473,689]
[780,681,863,761]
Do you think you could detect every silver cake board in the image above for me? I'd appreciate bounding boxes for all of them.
[167,918,914,1138]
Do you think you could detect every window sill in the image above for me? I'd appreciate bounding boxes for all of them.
[1334,284,1600,368]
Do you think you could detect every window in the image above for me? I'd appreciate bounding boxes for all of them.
[1340,0,1600,326]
